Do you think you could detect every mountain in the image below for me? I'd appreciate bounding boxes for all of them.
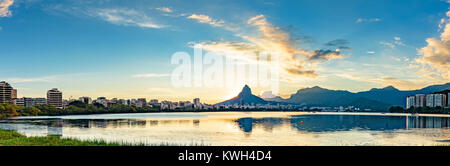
[216,83,450,111]
[263,96,285,102]
[356,83,450,107]
[216,85,268,105]
[282,83,450,110]
[284,86,391,111]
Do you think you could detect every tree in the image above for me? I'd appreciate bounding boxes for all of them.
[69,101,87,108]
[18,107,41,116]
[388,106,405,113]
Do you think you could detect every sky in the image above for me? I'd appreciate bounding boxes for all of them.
[0,0,449,103]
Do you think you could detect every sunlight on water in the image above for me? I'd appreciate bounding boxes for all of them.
[1,112,450,146]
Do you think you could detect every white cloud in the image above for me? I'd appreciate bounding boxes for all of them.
[93,8,165,29]
[367,51,376,54]
[6,76,56,83]
[379,41,396,48]
[195,14,349,78]
[416,23,450,80]
[155,7,173,13]
[356,18,381,23]
[132,73,171,78]
[187,14,225,27]
[0,0,13,17]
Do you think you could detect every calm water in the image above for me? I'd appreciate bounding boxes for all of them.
[1,112,450,146]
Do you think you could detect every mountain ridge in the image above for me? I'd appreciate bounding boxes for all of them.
[220,83,450,111]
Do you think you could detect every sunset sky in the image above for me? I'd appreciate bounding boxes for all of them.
[0,0,449,103]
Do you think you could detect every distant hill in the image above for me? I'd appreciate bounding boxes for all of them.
[215,85,268,105]
[284,86,392,111]
[355,83,450,107]
[216,83,450,111]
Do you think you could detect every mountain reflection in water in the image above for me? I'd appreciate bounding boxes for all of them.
[1,112,450,146]
[235,115,450,133]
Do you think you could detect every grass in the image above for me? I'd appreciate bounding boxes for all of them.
[0,129,125,146]
[0,129,208,146]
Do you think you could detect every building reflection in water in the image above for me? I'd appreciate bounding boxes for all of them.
[2,114,449,138]
[234,115,450,134]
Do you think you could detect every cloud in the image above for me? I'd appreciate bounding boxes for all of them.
[307,49,345,61]
[375,77,422,90]
[132,73,171,78]
[416,23,450,80]
[0,0,13,17]
[324,39,351,50]
[379,37,406,48]
[367,51,376,54]
[356,18,381,23]
[6,76,56,83]
[155,7,172,13]
[93,8,165,29]
[187,14,225,27]
[379,41,396,48]
[194,14,349,78]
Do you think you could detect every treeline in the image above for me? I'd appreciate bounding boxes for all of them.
[389,106,450,114]
[0,101,160,119]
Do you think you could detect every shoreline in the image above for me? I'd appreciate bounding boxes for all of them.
[8,111,450,120]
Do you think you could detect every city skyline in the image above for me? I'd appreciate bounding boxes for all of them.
[0,0,449,103]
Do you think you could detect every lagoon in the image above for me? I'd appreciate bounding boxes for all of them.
[1,112,449,146]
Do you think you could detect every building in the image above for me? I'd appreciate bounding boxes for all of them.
[136,98,147,108]
[14,97,47,107]
[149,99,159,104]
[426,94,434,107]
[33,98,46,106]
[434,94,446,107]
[0,81,15,104]
[406,96,415,109]
[11,89,17,100]
[414,94,425,107]
[47,88,63,108]
[193,98,202,109]
[79,97,92,104]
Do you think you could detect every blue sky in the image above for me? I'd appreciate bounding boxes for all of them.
[0,0,449,103]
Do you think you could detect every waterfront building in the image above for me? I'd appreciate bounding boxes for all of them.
[0,81,15,103]
[406,96,415,109]
[33,98,46,106]
[414,94,425,107]
[47,88,63,108]
[448,93,450,107]
[193,98,201,109]
[434,94,445,107]
[426,94,434,107]
[137,98,147,108]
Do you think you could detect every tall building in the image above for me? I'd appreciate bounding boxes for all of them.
[434,94,445,107]
[426,94,435,107]
[406,96,415,109]
[0,81,14,103]
[193,98,201,109]
[136,98,147,108]
[414,94,425,107]
[448,93,450,107]
[11,89,17,99]
[47,88,63,108]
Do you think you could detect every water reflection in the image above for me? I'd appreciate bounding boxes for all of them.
[235,115,450,133]
[0,112,449,146]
